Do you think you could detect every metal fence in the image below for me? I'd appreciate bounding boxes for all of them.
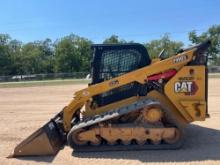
[0,66,220,83]
[0,72,90,82]
[208,66,220,73]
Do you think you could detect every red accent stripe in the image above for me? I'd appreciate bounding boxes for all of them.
[147,69,177,81]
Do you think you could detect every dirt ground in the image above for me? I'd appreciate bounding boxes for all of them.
[0,79,220,165]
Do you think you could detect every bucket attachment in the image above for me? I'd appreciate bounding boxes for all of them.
[8,119,66,158]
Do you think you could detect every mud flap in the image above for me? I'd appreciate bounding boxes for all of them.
[8,119,66,157]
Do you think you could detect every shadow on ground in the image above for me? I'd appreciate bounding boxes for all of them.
[16,156,55,163]
[15,124,220,163]
[14,144,66,163]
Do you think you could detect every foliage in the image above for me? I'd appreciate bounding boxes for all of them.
[54,34,92,72]
[189,25,220,65]
[103,35,129,44]
[0,34,11,75]
[145,34,184,59]
[0,24,220,76]
[17,39,54,74]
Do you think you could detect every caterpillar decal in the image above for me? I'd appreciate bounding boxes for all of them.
[174,81,198,95]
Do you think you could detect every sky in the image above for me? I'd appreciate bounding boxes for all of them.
[0,0,219,45]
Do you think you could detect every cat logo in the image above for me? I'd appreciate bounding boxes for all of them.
[174,81,198,95]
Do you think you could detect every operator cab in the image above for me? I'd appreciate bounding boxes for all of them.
[90,43,151,107]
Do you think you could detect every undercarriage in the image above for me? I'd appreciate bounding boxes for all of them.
[68,98,183,151]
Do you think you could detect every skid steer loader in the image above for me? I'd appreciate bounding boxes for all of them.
[9,40,211,157]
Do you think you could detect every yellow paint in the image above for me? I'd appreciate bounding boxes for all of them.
[180,100,206,121]
[165,66,206,122]
[62,48,200,131]
[83,96,144,118]
[147,90,188,127]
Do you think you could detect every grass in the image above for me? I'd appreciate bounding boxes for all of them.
[0,79,90,88]
[208,73,220,78]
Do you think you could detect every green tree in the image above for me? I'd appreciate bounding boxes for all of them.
[21,42,42,74]
[189,25,220,65]
[103,35,127,44]
[39,38,55,73]
[77,37,92,71]
[21,39,54,74]
[21,39,55,74]
[145,34,184,59]
[8,39,23,75]
[0,34,11,75]
[54,34,92,72]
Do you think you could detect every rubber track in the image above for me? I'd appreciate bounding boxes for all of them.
[67,98,184,152]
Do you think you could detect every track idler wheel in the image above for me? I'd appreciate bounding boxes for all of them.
[71,129,88,146]
[107,140,117,145]
[90,136,102,146]
[136,139,146,145]
[150,139,161,145]
[163,129,181,144]
[121,140,131,145]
